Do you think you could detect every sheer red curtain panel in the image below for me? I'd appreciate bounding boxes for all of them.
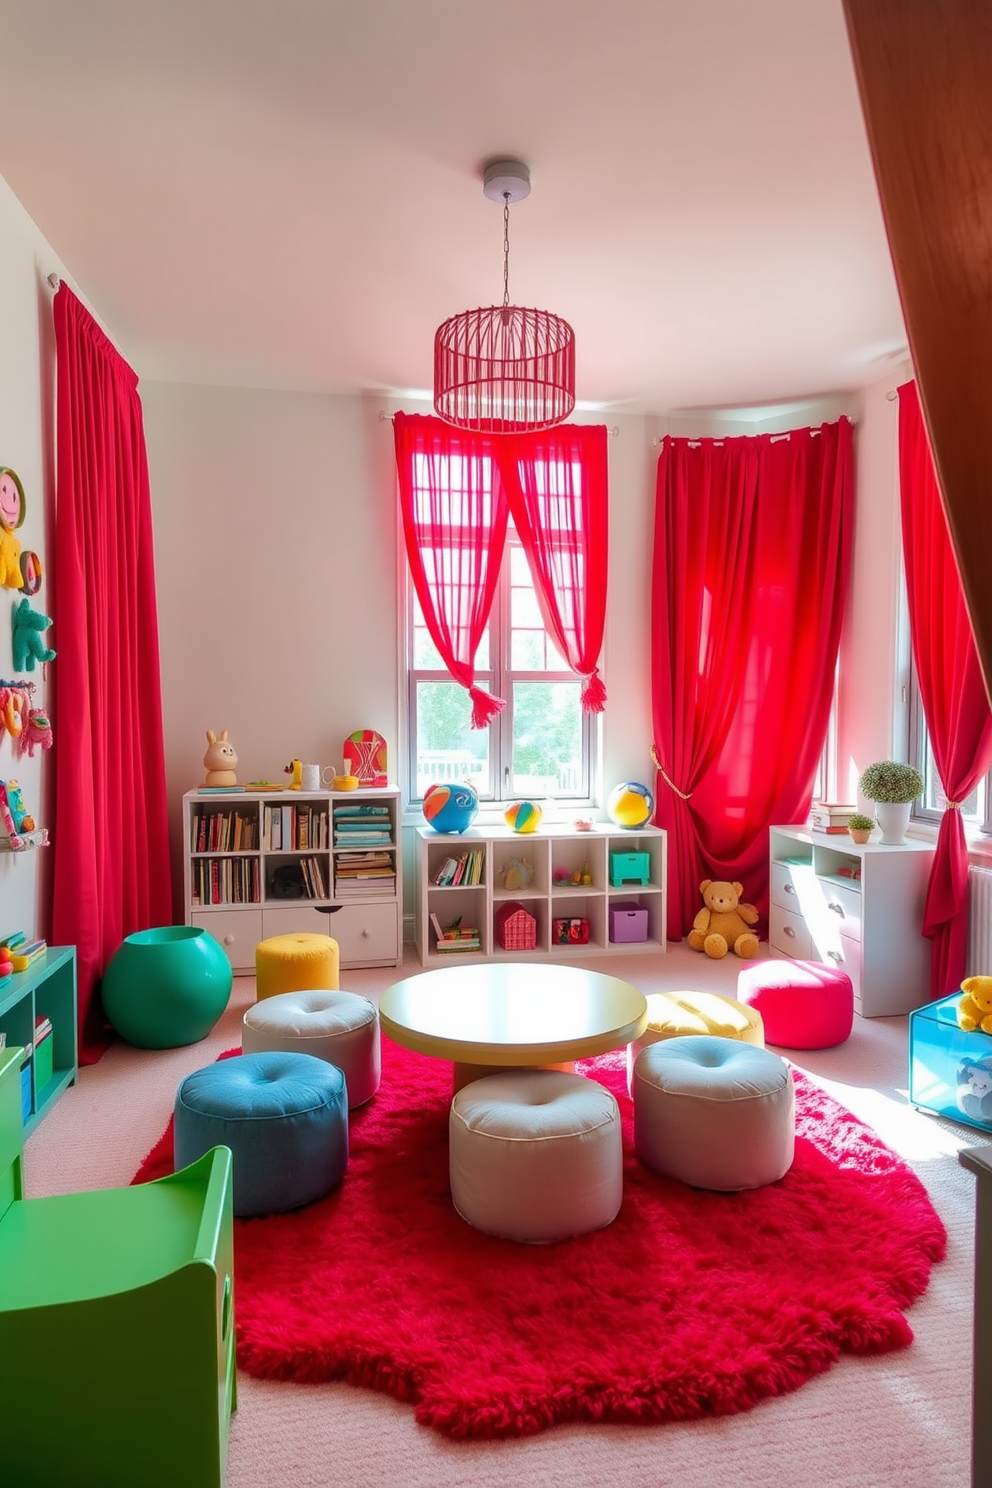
[51,285,172,1063]
[494,424,609,712]
[394,412,509,728]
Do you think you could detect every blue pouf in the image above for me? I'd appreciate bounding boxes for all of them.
[102,925,233,1049]
[174,1051,348,1217]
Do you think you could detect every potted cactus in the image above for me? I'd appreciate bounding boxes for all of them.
[847,812,875,845]
[858,760,924,845]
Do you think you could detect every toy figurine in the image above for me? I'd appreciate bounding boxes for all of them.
[203,729,238,787]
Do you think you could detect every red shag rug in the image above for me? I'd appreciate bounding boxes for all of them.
[134,1038,946,1439]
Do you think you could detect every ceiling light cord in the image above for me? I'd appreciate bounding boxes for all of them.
[503,193,511,310]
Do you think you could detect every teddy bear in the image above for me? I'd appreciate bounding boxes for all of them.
[957,975,992,1036]
[687,878,760,960]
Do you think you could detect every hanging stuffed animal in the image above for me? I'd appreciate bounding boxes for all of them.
[0,682,33,739]
[16,708,53,757]
[12,597,56,671]
[0,468,26,590]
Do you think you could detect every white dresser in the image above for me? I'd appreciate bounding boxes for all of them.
[768,824,935,1017]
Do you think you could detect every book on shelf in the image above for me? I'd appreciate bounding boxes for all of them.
[811,802,857,829]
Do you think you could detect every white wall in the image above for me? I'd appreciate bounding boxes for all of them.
[0,176,71,941]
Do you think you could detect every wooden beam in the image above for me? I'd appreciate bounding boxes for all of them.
[842,0,992,703]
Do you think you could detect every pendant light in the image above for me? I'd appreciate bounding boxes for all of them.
[433,159,575,433]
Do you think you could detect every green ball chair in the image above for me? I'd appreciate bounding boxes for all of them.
[102,926,233,1048]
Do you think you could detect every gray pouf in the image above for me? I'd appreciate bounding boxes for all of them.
[449,1069,623,1243]
[174,1050,348,1217]
[241,988,380,1108]
[632,1035,794,1191]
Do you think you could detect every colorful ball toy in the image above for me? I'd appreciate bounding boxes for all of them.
[504,800,543,834]
[423,781,480,834]
[606,781,654,830]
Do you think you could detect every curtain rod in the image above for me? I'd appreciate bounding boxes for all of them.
[378,411,619,435]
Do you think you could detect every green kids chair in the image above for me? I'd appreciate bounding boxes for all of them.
[0,1046,236,1488]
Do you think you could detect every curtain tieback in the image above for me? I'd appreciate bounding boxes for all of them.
[945,801,961,810]
[650,745,692,801]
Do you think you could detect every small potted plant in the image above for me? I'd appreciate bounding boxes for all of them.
[858,760,924,845]
[847,812,875,845]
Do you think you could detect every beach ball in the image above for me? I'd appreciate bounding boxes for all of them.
[607,781,654,830]
[423,781,479,834]
[505,800,543,834]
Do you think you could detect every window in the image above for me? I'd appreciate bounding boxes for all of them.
[406,534,595,806]
[909,665,987,831]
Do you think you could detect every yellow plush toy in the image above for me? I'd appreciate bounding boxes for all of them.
[957,976,992,1036]
[687,879,760,960]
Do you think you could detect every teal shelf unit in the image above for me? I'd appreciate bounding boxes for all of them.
[0,946,78,1135]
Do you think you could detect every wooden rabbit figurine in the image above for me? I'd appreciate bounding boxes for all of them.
[203,729,238,786]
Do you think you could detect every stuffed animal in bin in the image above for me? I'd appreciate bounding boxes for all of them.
[687,879,760,960]
[203,729,238,786]
[957,1054,992,1125]
[957,976,992,1036]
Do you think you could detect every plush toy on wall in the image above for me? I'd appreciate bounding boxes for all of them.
[0,468,26,590]
[957,976,992,1036]
[12,597,56,672]
[687,879,760,960]
[203,729,238,786]
[16,708,53,757]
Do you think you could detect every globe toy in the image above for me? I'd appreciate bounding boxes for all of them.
[505,799,543,834]
[607,781,654,830]
[423,781,480,834]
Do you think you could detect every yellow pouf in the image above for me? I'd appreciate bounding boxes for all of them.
[254,933,340,1003]
[626,989,764,1094]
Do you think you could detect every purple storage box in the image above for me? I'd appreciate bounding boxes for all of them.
[610,902,649,944]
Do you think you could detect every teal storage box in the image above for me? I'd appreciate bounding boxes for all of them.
[610,851,651,888]
[33,1033,53,1096]
[909,991,992,1133]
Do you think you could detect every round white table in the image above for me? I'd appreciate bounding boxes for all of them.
[379,961,649,1089]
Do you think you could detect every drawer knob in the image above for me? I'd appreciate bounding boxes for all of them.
[783,925,796,938]
[223,935,235,945]
[784,883,796,896]
[828,901,844,917]
[827,949,843,963]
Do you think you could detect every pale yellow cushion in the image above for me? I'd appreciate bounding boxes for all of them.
[254,933,339,1002]
[627,989,764,1094]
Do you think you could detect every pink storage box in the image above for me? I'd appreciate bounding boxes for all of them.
[610,903,649,944]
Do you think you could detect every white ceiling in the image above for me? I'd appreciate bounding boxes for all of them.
[0,0,909,415]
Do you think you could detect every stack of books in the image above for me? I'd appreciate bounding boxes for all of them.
[430,913,481,952]
[334,850,395,898]
[332,804,392,848]
[811,801,857,834]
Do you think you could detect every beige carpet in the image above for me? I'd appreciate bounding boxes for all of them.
[24,943,985,1488]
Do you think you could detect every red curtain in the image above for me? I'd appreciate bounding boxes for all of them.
[51,286,172,1063]
[651,421,854,940]
[898,381,992,997]
[394,412,510,728]
[494,424,609,712]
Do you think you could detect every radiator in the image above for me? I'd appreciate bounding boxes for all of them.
[967,867,992,976]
